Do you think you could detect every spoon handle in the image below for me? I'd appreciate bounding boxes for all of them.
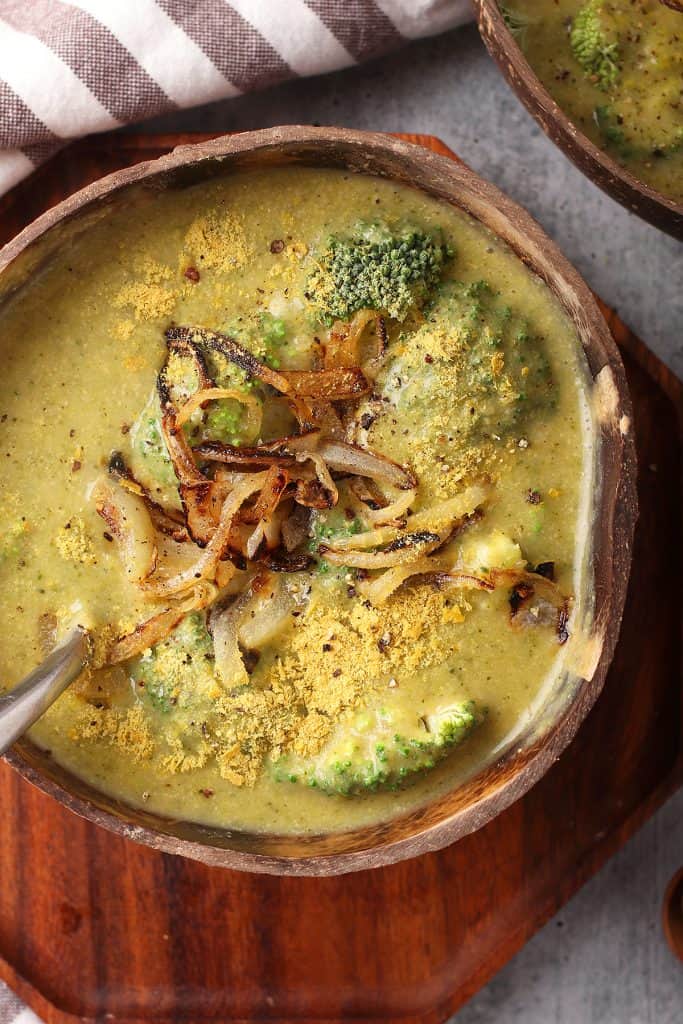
[0,628,89,756]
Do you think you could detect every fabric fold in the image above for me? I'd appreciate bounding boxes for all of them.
[0,0,472,196]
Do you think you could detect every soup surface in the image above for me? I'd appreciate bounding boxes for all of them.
[502,0,683,202]
[0,167,594,834]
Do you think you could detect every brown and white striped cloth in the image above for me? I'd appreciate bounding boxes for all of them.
[0,0,472,196]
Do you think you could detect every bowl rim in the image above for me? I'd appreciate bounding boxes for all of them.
[0,126,637,875]
[473,0,683,240]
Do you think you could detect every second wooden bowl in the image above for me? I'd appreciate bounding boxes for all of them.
[0,127,637,875]
[474,0,683,240]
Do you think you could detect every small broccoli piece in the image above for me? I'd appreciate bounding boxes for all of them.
[131,612,215,714]
[308,509,363,577]
[306,224,452,324]
[258,313,287,369]
[571,0,620,90]
[273,700,484,795]
[594,102,683,160]
[129,391,177,494]
[204,402,244,445]
[499,4,530,40]
[0,517,29,561]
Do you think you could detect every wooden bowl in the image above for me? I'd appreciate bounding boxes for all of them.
[474,0,683,240]
[0,127,637,875]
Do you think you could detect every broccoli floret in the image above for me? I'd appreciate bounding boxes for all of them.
[273,700,483,795]
[570,0,620,91]
[306,224,452,324]
[358,278,554,497]
[569,2,683,160]
[131,612,215,714]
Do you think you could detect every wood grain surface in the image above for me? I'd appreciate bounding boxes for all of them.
[0,133,680,1024]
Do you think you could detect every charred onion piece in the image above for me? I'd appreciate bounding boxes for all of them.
[363,315,389,379]
[105,583,217,664]
[166,326,291,392]
[258,549,313,572]
[279,367,369,401]
[108,452,188,541]
[245,466,291,559]
[166,333,215,391]
[324,309,377,369]
[489,568,571,644]
[317,439,417,491]
[175,386,262,437]
[286,396,346,437]
[296,451,339,507]
[294,477,337,510]
[320,530,445,569]
[92,476,158,583]
[166,327,369,400]
[158,406,222,547]
[329,487,488,552]
[281,505,312,552]
[193,431,321,467]
[429,571,496,592]
[351,482,417,527]
[141,472,268,598]
[357,558,437,605]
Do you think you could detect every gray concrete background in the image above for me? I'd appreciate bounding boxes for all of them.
[132,23,683,1023]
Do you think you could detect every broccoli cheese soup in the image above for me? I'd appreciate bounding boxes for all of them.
[0,166,596,835]
[501,0,683,202]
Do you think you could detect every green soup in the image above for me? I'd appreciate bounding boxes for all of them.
[0,167,595,834]
[501,0,683,202]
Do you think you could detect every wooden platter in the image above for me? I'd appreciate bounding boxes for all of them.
[0,133,680,1024]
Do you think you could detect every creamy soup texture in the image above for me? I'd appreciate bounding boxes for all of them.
[0,167,594,834]
[502,0,683,202]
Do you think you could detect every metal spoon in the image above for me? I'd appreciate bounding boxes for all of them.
[0,628,90,756]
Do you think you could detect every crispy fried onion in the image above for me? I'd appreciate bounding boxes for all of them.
[108,452,188,541]
[359,560,570,642]
[210,573,306,685]
[141,472,268,599]
[324,486,489,553]
[166,325,370,400]
[91,476,158,583]
[105,582,217,665]
[96,320,423,659]
[175,386,262,437]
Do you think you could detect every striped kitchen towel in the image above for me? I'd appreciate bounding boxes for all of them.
[0,0,473,197]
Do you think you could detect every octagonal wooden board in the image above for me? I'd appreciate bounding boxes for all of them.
[0,133,680,1024]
